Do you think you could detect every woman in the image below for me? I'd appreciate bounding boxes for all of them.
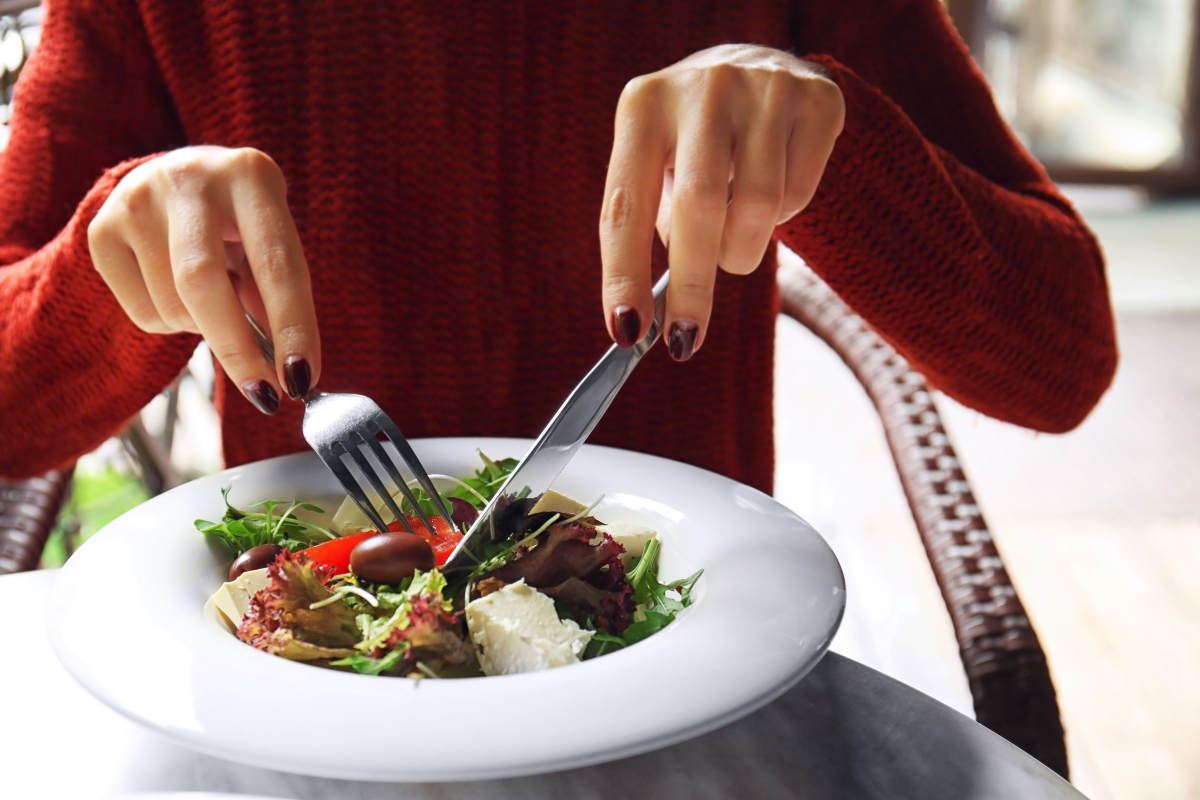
[0,1,1117,493]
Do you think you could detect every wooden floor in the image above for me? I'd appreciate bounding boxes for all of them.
[774,309,1200,800]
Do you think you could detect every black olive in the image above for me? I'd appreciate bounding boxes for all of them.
[350,533,435,584]
[228,543,282,581]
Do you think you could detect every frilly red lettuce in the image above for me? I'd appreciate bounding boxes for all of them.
[336,569,475,676]
[236,551,359,660]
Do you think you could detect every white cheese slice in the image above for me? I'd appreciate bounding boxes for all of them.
[330,481,455,533]
[204,567,270,632]
[598,521,658,567]
[330,490,391,533]
[464,580,593,676]
[529,490,588,517]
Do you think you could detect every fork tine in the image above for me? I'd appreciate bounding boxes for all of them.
[349,431,419,532]
[341,437,415,534]
[371,417,455,527]
[358,431,435,533]
[350,435,413,533]
[315,444,390,535]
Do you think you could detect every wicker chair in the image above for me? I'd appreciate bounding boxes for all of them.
[0,468,72,574]
[777,259,1068,777]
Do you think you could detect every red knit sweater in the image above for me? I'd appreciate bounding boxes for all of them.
[0,1,1117,492]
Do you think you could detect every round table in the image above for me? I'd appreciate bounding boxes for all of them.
[0,570,1082,799]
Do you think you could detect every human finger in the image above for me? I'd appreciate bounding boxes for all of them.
[599,75,669,347]
[227,148,320,399]
[720,99,787,275]
[167,190,280,414]
[664,109,732,361]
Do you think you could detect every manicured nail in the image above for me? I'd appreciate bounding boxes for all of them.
[667,320,699,362]
[612,305,640,348]
[242,380,280,415]
[283,355,312,399]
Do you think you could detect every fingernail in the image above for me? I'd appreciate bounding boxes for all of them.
[242,380,280,415]
[283,355,312,399]
[612,305,640,348]
[667,320,699,362]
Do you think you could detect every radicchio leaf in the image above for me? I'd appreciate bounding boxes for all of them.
[540,577,634,635]
[492,520,634,632]
[448,497,478,527]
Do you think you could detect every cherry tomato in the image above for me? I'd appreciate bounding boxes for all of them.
[298,532,375,575]
[387,514,463,567]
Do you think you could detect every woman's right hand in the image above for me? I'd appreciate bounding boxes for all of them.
[87,145,319,414]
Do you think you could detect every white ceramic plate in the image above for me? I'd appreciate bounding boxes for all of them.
[50,438,845,781]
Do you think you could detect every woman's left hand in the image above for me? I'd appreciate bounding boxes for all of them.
[600,44,844,360]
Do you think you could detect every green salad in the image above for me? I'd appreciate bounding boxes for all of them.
[198,454,701,678]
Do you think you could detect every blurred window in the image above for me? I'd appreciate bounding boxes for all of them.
[0,2,41,150]
[949,0,1199,186]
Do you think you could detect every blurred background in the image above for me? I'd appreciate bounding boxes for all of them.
[2,1,1197,798]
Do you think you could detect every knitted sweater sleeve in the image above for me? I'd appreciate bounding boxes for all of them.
[783,0,1117,432]
[0,0,196,478]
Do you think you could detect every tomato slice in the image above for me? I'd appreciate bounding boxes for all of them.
[387,515,463,567]
[301,514,461,575]
[298,532,375,575]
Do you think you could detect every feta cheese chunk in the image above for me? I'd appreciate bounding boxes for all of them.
[529,490,588,517]
[465,580,593,676]
[205,567,270,631]
[598,521,658,567]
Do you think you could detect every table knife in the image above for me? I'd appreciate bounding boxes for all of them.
[444,271,669,571]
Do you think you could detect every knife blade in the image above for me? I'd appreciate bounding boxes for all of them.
[444,271,670,571]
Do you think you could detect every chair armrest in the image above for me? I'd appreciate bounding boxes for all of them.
[0,468,72,574]
[776,258,1069,777]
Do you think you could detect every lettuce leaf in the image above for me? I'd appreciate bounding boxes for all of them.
[236,552,359,660]
[399,453,519,518]
[342,568,475,676]
[196,488,335,555]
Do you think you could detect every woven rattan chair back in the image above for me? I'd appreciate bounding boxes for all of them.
[0,468,71,574]
[778,257,1069,777]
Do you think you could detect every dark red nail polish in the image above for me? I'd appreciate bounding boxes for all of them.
[612,305,640,347]
[242,380,280,414]
[283,355,312,399]
[667,320,699,362]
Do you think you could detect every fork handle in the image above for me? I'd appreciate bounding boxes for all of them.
[245,314,276,366]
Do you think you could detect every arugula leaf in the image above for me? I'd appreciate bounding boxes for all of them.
[331,647,409,676]
[392,452,519,519]
[620,611,673,644]
[582,631,626,659]
[457,453,520,507]
[195,487,335,555]
[579,538,702,658]
[627,538,701,614]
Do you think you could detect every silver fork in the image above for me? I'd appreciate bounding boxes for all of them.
[246,318,454,536]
